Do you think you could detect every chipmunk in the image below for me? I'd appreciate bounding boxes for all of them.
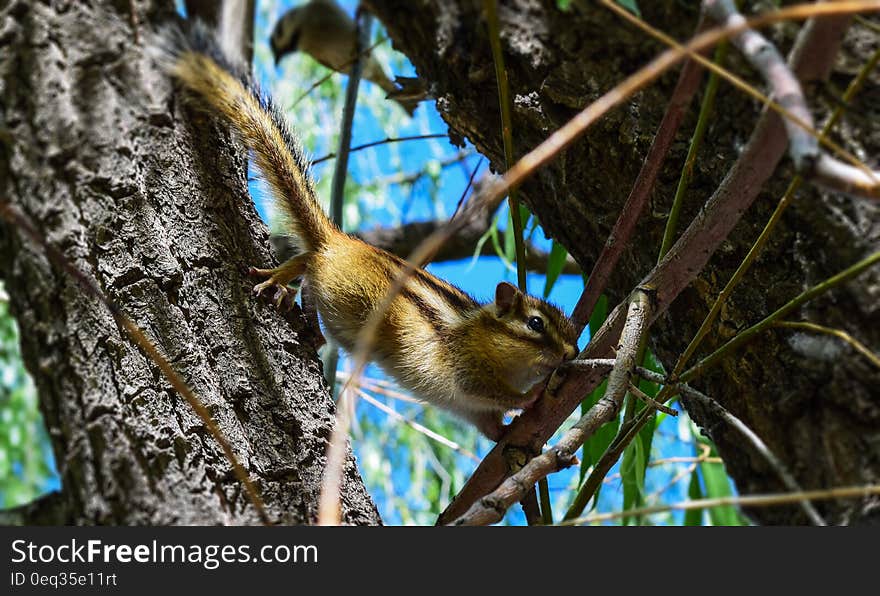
[156,23,579,440]
[269,0,423,116]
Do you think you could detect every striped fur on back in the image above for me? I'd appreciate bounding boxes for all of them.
[152,22,580,439]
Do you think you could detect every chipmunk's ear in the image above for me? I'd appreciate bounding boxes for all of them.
[495,281,522,317]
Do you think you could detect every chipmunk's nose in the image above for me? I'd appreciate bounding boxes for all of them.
[564,344,578,361]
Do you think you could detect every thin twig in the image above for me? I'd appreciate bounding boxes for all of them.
[562,485,880,526]
[355,389,480,463]
[774,320,880,371]
[563,407,653,520]
[128,0,140,44]
[645,462,698,503]
[374,150,472,187]
[658,40,727,261]
[635,366,827,525]
[317,10,373,527]
[450,157,484,221]
[0,200,268,524]
[628,382,678,417]
[566,358,617,369]
[682,251,880,382]
[855,15,880,34]
[650,454,721,467]
[676,381,827,525]
[290,36,387,108]
[484,0,528,292]
[311,134,449,166]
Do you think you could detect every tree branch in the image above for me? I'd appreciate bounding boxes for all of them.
[563,485,880,525]
[705,0,879,200]
[450,288,654,525]
[571,10,710,328]
[438,11,853,525]
[668,376,827,526]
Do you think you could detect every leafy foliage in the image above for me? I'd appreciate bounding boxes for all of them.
[0,286,56,508]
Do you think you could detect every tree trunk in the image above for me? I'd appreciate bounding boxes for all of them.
[0,0,379,525]
[367,0,880,524]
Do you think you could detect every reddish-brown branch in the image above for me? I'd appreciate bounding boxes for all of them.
[437,11,852,526]
[571,13,710,329]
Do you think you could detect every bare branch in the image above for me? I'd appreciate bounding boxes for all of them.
[633,367,826,525]
[705,0,879,200]
[774,320,880,370]
[311,134,449,166]
[571,10,710,329]
[563,485,880,525]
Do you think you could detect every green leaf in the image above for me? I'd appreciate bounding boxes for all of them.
[543,240,568,298]
[488,215,515,271]
[556,0,573,10]
[685,468,705,526]
[616,0,641,17]
[621,428,647,525]
[699,442,746,526]
[504,208,516,265]
[588,294,608,337]
[518,204,531,233]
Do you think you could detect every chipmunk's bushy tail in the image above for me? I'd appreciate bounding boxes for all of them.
[154,22,334,252]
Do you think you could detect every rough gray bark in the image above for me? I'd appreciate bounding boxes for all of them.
[0,0,379,525]
[367,0,880,524]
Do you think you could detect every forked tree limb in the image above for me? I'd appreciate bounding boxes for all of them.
[438,10,853,526]
[704,0,879,199]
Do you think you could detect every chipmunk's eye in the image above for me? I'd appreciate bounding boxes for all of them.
[527,316,545,333]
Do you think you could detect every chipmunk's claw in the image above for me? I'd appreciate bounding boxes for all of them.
[251,277,298,311]
[252,277,278,298]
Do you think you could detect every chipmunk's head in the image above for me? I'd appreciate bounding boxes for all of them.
[490,282,579,391]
